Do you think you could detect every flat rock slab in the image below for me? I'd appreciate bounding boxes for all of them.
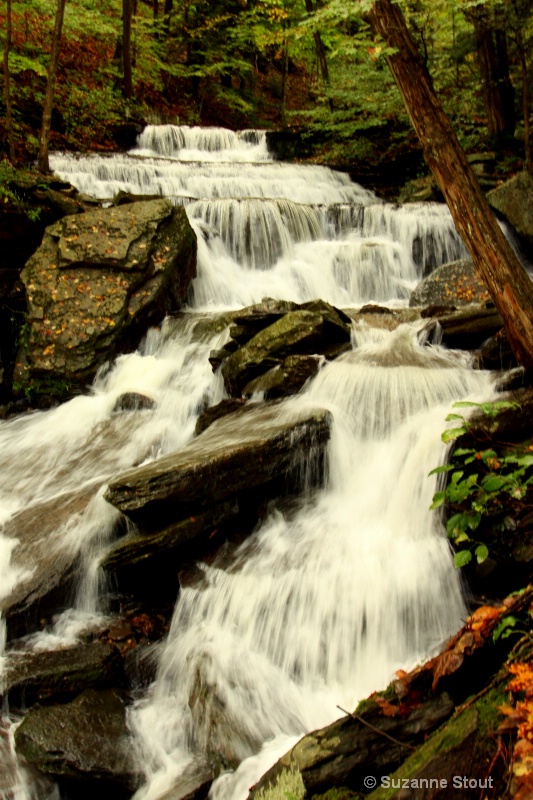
[105,402,332,526]
[2,642,123,708]
[14,688,138,791]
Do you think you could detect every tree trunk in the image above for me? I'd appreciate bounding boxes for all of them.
[364,0,533,370]
[464,5,515,145]
[37,0,67,173]
[122,0,133,99]
[3,0,16,164]
[514,24,532,174]
[303,0,329,84]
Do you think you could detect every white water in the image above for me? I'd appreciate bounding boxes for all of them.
[1,126,496,800]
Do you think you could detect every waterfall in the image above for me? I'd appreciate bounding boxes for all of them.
[1,125,496,800]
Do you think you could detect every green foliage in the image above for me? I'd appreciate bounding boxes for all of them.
[430,400,533,568]
[254,769,306,800]
[0,161,41,220]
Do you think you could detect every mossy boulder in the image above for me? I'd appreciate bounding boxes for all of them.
[14,199,196,396]
[221,301,350,397]
[488,172,533,246]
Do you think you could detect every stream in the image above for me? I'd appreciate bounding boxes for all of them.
[0,127,497,800]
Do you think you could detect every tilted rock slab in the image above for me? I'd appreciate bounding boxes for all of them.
[15,198,196,392]
[104,402,332,527]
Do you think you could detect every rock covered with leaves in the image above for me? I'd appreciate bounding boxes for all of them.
[14,199,196,394]
[410,258,491,308]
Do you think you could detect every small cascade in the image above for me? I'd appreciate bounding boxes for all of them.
[50,125,465,311]
[128,325,495,800]
[135,124,271,162]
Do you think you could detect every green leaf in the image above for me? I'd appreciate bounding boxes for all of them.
[442,426,467,443]
[430,491,446,510]
[446,512,470,537]
[453,447,476,457]
[492,615,518,642]
[475,544,489,563]
[467,512,482,531]
[428,464,455,476]
[481,475,509,492]
[454,550,472,568]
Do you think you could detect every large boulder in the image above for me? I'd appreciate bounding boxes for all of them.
[105,403,332,527]
[14,688,138,799]
[488,171,533,246]
[410,258,491,308]
[14,199,196,395]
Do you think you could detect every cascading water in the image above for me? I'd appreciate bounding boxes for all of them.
[1,126,496,800]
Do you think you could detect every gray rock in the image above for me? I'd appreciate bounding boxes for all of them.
[3,642,123,708]
[243,355,321,398]
[14,199,196,394]
[488,171,533,245]
[104,403,332,526]
[112,392,155,413]
[410,259,491,308]
[14,688,138,791]
[195,398,247,435]
[221,303,350,396]
[435,306,502,351]
[101,501,238,574]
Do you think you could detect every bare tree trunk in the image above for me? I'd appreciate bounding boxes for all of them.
[37,0,67,173]
[123,0,133,99]
[463,5,515,145]
[3,0,16,164]
[303,0,329,84]
[515,26,532,174]
[365,0,533,369]
[280,38,289,124]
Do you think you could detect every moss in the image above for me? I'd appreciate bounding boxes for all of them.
[313,788,360,800]
[254,768,306,800]
[365,687,505,800]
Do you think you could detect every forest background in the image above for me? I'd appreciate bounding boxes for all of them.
[0,0,532,177]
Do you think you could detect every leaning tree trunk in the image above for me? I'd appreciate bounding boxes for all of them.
[37,0,67,173]
[3,0,16,164]
[364,0,533,369]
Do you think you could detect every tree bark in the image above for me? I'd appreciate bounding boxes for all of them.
[463,5,515,145]
[364,0,533,370]
[3,0,16,164]
[37,0,67,173]
[122,0,133,99]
